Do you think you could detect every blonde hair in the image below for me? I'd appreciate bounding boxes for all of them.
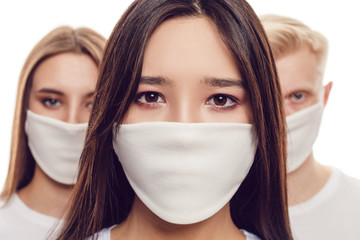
[260,14,328,65]
[0,26,106,202]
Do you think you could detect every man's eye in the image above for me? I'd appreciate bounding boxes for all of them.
[42,98,61,108]
[207,94,237,109]
[291,93,304,101]
[136,92,165,104]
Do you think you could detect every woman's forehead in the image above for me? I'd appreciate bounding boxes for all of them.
[142,16,241,83]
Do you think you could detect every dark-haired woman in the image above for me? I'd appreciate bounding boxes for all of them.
[57,1,292,239]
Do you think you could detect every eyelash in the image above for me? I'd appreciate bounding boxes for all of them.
[135,92,166,108]
[290,93,305,101]
[86,101,93,109]
[40,97,94,110]
[135,92,239,110]
[206,94,239,110]
[41,98,61,108]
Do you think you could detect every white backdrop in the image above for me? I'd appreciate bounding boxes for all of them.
[1,0,359,189]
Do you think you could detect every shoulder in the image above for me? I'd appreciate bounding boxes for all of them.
[336,170,360,206]
[241,229,261,240]
[0,194,16,215]
[290,167,360,215]
[0,193,60,239]
[289,167,360,218]
[335,168,360,196]
[289,168,360,240]
[339,170,360,186]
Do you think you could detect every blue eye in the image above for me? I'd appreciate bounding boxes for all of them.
[207,94,237,109]
[42,98,61,108]
[291,93,304,101]
[86,102,93,109]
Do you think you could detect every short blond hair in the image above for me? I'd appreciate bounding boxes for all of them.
[260,14,328,65]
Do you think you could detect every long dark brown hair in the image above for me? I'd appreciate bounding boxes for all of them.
[57,0,291,239]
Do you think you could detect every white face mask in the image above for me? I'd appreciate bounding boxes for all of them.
[25,110,87,185]
[113,121,257,225]
[286,102,324,173]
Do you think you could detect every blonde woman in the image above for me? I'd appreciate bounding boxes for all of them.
[0,26,105,239]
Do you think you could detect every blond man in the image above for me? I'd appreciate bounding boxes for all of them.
[261,14,360,240]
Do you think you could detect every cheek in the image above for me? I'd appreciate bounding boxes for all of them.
[228,104,252,123]
[285,96,319,116]
[122,105,160,124]
[300,95,320,109]
[78,110,92,123]
[285,102,311,116]
[284,105,297,116]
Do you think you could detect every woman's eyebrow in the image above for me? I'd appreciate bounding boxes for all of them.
[85,91,95,98]
[37,88,64,96]
[139,76,243,88]
[140,76,173,86]
[202,77,244,88]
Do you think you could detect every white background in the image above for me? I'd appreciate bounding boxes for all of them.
[0,0,359,189]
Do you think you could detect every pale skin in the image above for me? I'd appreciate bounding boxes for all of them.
[18,52,98,218]
[275,45,332,206]
[113,16,252,240]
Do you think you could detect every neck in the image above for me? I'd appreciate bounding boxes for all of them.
[287,152,331,206]
[18,164,74,218]
[112,196,245,240]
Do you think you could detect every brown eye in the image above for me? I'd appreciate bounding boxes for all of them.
[206,94,237,110]
[213,95,227,106]
[136,91,165,106]
[145,92,159,103]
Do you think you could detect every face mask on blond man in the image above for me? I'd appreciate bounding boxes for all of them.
[261,14,360,240]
